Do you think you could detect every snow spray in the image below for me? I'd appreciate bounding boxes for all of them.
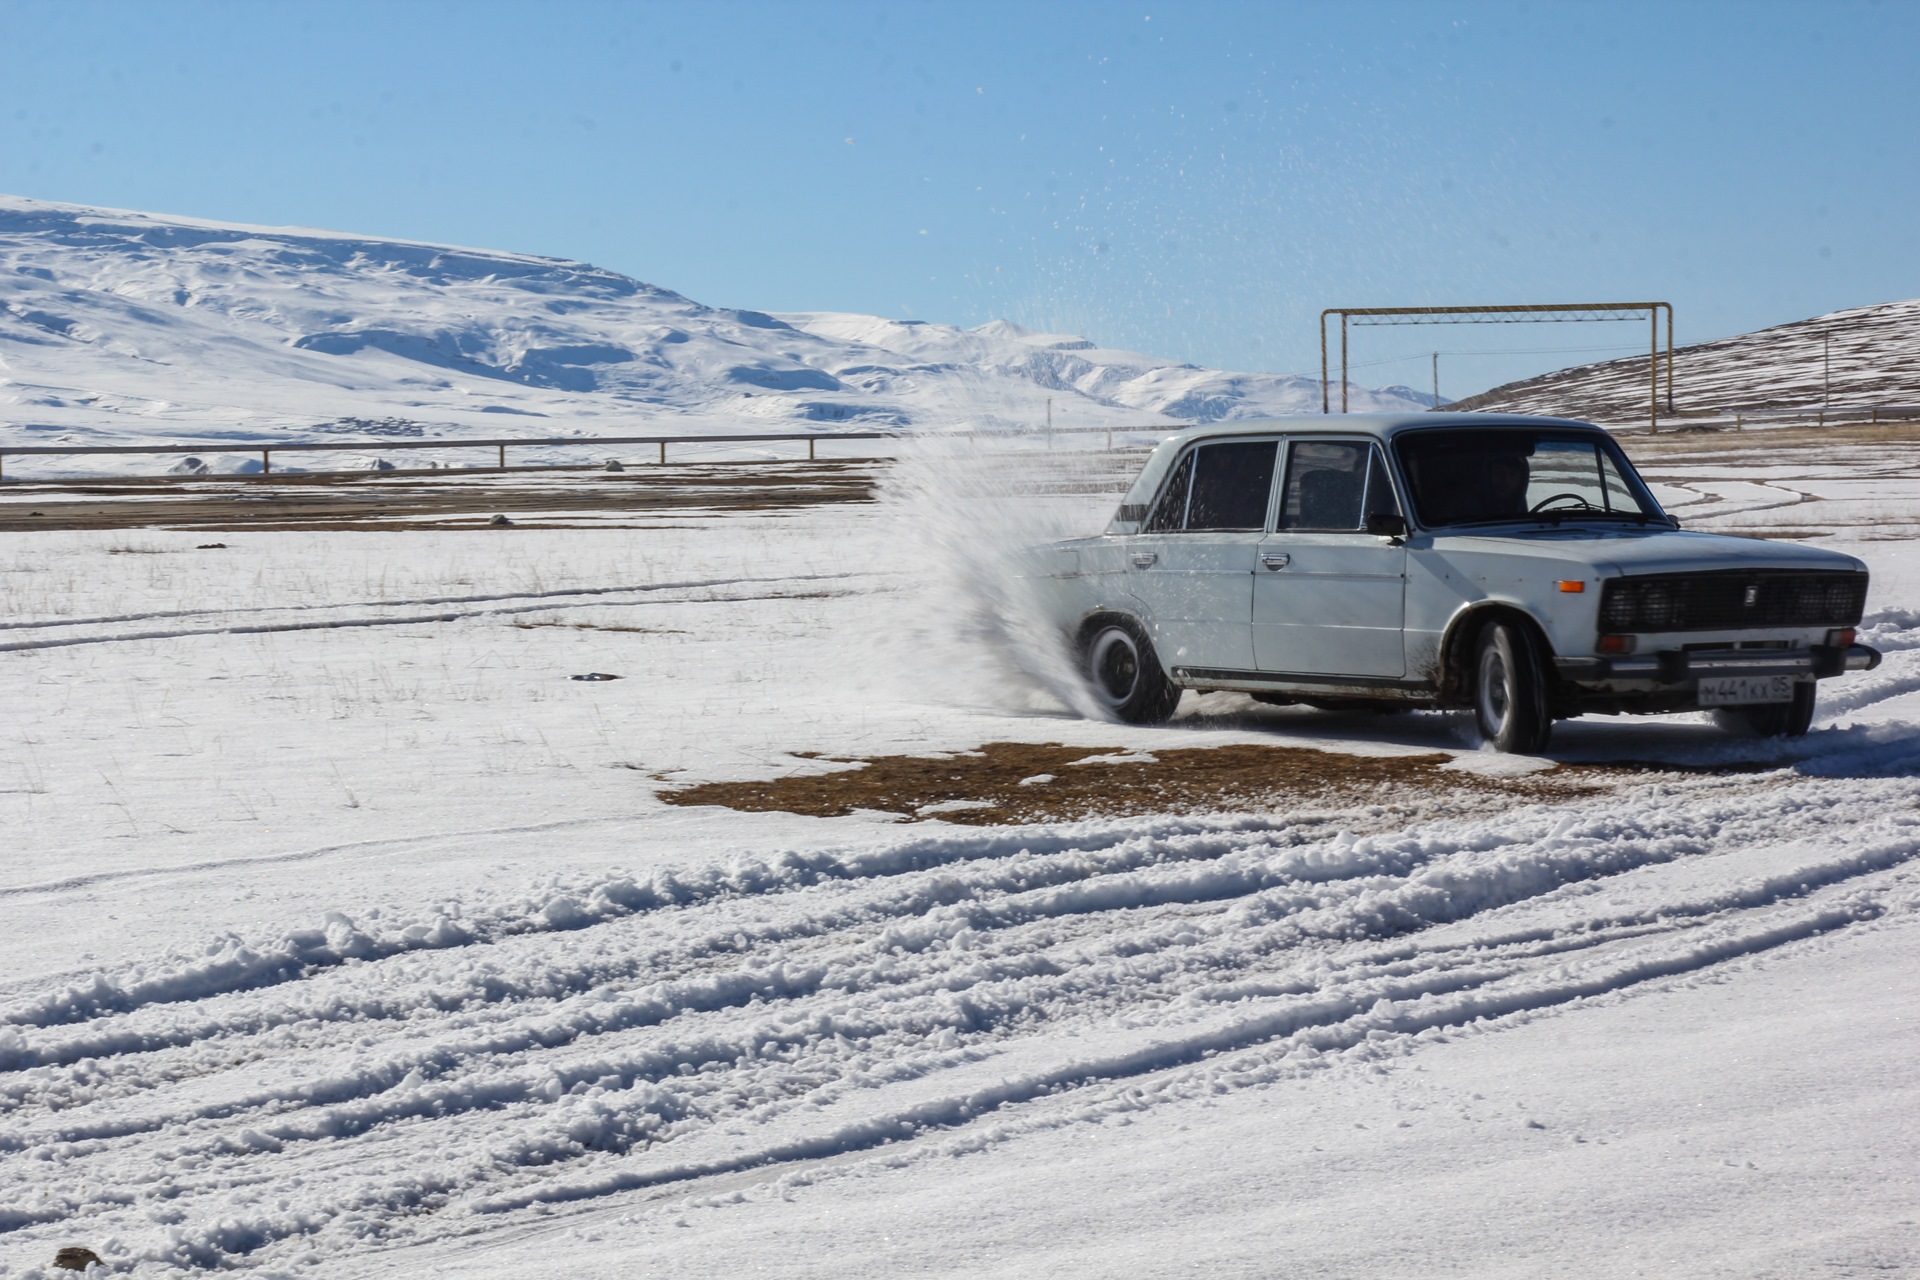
[873,430,1126,719]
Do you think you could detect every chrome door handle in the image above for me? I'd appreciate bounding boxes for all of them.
[1130,552,1157,567]
[1260,552,1290,570]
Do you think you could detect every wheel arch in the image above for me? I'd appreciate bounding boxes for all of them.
[1436,601,1558,706]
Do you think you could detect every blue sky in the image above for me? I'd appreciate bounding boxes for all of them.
[2,0,1916,395]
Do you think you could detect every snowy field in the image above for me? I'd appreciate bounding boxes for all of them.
[3,434,1919,1278]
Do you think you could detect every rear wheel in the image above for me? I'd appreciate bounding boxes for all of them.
[1473,620,1553,753]
[1080,617,1181,725]
[1718,681,1816,738]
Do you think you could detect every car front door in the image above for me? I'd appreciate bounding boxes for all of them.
[1126,438,1279,673]
[1253,439,1408,678]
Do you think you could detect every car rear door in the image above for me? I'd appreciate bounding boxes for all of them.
[1125,437,1279,672]
[1253,439,1408,678]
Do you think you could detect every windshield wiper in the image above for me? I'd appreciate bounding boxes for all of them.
[1442,516,1537,529]
[1440,511,1663,530]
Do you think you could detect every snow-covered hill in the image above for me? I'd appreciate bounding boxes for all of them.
[1454,298,1920,423]
[778,312,1433,425]
[0,197,1428,450]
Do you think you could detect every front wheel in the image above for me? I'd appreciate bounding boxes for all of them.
[1473,620,1553,753]
[1717,682,1815,738]
[1080,617,1181,725]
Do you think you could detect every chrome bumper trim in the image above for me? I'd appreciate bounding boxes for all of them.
[1554,643,1882,685]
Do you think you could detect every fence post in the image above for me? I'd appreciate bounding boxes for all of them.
[659,441,666,464]
[808,438,816,461]
[498,444,506,470]
[262,450,271,474]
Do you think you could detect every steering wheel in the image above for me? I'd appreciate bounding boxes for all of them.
[1528,492,1605,514]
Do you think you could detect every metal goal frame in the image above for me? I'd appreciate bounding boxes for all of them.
[1319,302,1674,429]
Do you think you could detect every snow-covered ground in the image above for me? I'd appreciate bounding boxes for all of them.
[0,196,1429,475]
[3,437,1918,1278]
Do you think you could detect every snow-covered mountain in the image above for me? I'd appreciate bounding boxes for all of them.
[1453,298,1920,423]
[777,312,1434,426]
[0,197,1428,450]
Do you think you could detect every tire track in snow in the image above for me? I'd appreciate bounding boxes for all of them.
[0,572,894,633]
[2,767,1918,1272]
[0,575,876,652]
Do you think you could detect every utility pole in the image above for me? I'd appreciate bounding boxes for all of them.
[1045,397,1053,448]
[1431,352,1439,409]
[1823,330,1831,407]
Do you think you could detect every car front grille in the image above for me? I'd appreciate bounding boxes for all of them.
[1599,569,1867,633]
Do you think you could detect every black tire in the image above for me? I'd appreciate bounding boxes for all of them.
[1472,620,1553,753]
[1718,682,1816,738]
[1080,617,1181,725]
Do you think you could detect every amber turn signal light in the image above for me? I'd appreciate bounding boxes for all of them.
[1556,580,1585,593]
[1597,634,1637,654]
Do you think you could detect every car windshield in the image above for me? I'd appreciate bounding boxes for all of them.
[1394,428,1670,529]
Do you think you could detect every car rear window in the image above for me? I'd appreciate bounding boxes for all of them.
[1144,440,1277,532]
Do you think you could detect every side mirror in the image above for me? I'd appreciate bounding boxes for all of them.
[1364,511,1407,541]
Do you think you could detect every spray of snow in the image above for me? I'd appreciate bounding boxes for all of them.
[873,432,1132,720]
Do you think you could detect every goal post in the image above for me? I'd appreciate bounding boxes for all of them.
[1319,302,1674,430]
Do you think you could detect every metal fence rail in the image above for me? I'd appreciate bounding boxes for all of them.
[1643,404,1920,432]
[0,425,1184,482]
[8,405,1917,481]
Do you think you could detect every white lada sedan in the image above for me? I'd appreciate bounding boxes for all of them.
[1041,413,1880,752]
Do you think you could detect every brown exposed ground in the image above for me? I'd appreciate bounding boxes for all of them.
[0,460,878,532]
[1619,420,1920,464]
[655,740,1601,826]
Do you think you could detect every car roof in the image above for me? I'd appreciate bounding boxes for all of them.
[1145,411,1603,449]
[1105,412,1613,535]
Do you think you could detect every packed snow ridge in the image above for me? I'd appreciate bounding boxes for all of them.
[0,196,1429,450]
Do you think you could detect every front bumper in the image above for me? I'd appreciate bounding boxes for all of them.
[1554,643,1882,688]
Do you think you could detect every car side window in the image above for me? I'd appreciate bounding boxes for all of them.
[1187,441,1278,530]
[1143,440,1277,533]
[1280,441,1372,531]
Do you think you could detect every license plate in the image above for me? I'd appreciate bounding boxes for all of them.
[1697,675,1796,706]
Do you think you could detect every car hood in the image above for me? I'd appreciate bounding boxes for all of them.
[1428,525,1867,577]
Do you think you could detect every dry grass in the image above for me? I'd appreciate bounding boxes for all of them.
[0,461,880,532]
[1622,421,1920,466]
[656,740,1599,825]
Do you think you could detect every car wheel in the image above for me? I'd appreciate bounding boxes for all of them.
[1081,617,1181,725]
[1718,681,1816,738]
[1472,620,1552,753]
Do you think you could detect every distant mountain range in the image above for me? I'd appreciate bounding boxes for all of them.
[0,196,1431,452]
[1453,298,1920,422]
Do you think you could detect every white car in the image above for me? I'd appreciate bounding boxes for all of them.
[1040,413,1880,751]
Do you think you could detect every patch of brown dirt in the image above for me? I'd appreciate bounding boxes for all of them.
[655,741,1597,825]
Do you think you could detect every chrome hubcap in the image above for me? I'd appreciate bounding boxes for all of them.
[1088,628,1140,707]
[1477,644,1510,729]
